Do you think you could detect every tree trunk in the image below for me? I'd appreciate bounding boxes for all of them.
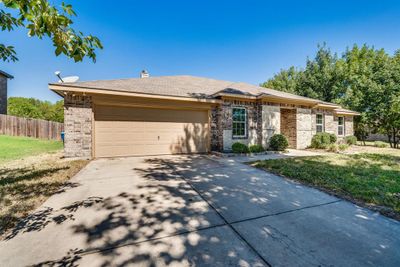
[388,133,393,148]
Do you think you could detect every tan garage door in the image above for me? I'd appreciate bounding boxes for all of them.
[94,105,209,157]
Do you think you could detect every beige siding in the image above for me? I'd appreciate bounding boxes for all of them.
[94,105,209,157]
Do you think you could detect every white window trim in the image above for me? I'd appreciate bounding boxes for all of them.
[232,107,247,138]
[338,116,345,136]
[316,113,324,133]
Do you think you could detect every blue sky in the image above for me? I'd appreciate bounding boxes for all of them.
[2,0,400,102]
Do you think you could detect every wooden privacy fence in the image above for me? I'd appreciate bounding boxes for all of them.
[0,114,64,141]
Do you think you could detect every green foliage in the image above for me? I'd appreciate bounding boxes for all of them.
[345,135,357,146]
[254,153,400,215]
[263,43,400,148]
[261,66,300,94]
[263,43,345,102]
[329,133,337,144]
[0,0,102,62]
[338,144,349,151]
[232,142,249,153]
[249,144,265,153]
[7,97,64,122]
[326,144,338,153]
[374,141,389,148]
[269,134,289,151]
[310,132,333,149]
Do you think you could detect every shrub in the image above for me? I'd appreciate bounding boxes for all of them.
[249,144,265,153]
[232,142,249,153]
[338,144,349,151]
[345,135,357,146]
[269,134,289,151]
[329,133,337,144]
[326,144,338,153]
[310,132,332,149]
[374,141,389,148]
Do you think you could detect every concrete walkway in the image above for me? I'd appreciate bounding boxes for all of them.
[1,155,399,266]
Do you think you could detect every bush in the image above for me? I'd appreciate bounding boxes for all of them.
[345,135,357,145]
[374,141,389,148]
[329,133,337,144]
[232,142,249,153]
[338,144,349,151]
[326,144,338,153]
[249,144,265,153]
[310,132,332,149]
[269,134,289,151]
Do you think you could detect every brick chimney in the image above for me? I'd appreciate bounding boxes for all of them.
[140,70,149,78]
[0,70,13,115]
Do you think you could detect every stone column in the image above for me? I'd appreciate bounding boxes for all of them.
[261,105,280,147]
[296,108,312,149]
[64,94,93,158]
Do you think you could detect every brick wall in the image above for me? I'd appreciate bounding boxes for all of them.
[280,108,297,148]
[64,94,93,158]
[199,100,355,152]
[210,99,259,151]
[0,76,7,114]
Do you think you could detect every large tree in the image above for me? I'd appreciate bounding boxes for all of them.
[0,0,102,62]
[8,97,64,122]
[263,44,400,148]
[263,44,345,103]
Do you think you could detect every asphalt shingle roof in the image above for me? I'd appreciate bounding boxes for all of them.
[51,75,334,104]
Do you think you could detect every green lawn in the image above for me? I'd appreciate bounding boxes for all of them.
[0,135,63,163]
[253,153,400,219]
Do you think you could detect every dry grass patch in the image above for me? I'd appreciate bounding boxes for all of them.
[0,154,88,236]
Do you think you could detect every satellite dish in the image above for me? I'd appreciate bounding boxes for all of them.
[60,76,79,83]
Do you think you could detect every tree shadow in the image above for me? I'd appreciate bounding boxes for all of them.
[29,156,265,267]
[4,197,104,240]
[0,166,69,186]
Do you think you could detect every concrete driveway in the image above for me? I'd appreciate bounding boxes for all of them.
[1,155,400,266]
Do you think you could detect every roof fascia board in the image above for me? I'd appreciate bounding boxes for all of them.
[49,84,222,104]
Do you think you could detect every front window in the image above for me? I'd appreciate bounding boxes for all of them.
[232,108,247,138]
[338,116,345,136]
[316,114,324,133]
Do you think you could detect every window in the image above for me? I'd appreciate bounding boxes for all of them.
[232,108,247,138]
[316,114,324,133]
[338,116,345,136]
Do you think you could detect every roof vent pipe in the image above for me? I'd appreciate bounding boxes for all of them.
[140,70,149,78]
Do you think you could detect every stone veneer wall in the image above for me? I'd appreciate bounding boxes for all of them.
[261,105,280,147]
[64,94,93,158]
[0,76,7,114]
[311,109,335,135]
[312,109,354,138]
[209,99,260,151]
[345,116,354,136]
[209,100,356,151]
[297,108,313,149]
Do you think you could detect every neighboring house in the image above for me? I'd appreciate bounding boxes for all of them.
[49,74,359,158]
[0,70,14,114]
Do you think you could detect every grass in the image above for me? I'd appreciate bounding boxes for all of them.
[253,152,400,220]
[0,135,63,163]
[0,135,88,237]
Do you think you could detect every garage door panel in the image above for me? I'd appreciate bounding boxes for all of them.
[94,106,209,157]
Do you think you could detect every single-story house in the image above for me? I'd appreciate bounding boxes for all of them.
[49,74,359,158]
